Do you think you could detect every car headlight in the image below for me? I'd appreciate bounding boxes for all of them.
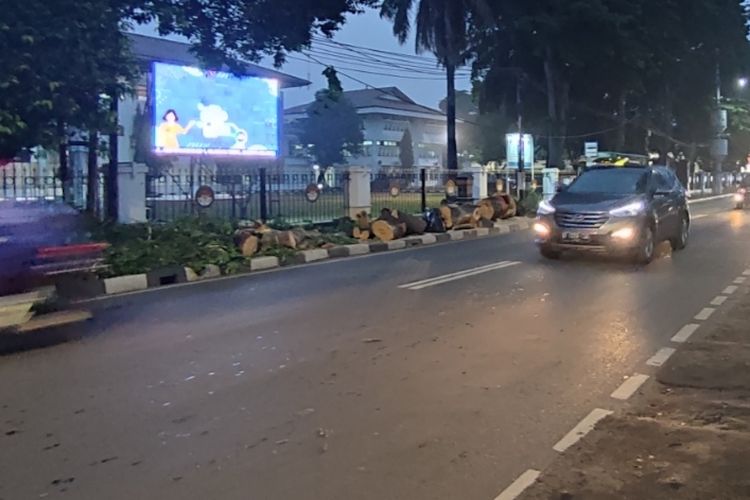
[610,200,645,217]
[537,200,556,215]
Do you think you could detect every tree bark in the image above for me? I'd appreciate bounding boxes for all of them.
[106,90,119,221]
[446,62,458,171]
[86,132,98,215]
[543,45,572,170]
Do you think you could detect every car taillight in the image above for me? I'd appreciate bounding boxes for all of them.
[740,188,747,194]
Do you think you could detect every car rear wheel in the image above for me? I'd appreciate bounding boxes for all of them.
[737,203,745,210]
[671,215,689,251]
[540,246,561,260]
[634,226,655,265]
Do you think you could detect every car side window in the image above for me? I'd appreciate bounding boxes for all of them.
[653,170,672,192]
[660,168,682,191]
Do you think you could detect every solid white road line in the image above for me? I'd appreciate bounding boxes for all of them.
[711,296,728,306]
[695,307,716,321]
[646,347,677,367]
[611,374,650,400]
[724,285,739,295]
[494,470,541,500]
[398,261,520,290]
[398,261,512,289]
[734,277,747,284]
[553,408,613,453]
[672,323,700,343]
[691,214,708,220]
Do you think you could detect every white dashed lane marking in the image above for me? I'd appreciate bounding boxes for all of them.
[734,277,747,284]
[694,307,716,321]
[711,296,728,306]
[494,470,541,500]
[647,347,677,367]
[553,408,613,453]
[724,285,738,295]
[672,324,700,343]
[610,374,650,400]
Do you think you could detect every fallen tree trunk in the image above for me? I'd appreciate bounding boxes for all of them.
[238,233,259,256]
[371,209,407,241]
[353,227,371,241]
[440,202,480,230]
[391,209,427,236]
[277,230,297,250]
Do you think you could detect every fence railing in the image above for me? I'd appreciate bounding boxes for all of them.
[146,166,348,224]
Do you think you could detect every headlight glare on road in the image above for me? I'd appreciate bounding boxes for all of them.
[611,227,636,241]
[610,200,645,217]
[538,200,556,215]
[533,222,551,237]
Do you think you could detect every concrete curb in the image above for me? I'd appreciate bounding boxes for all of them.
[86,216,534,298]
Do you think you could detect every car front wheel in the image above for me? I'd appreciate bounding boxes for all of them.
[540,246,561,260]
[634,226,655,265]
[671,215,689,251]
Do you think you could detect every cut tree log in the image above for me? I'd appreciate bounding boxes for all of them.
[440,202,480,230]
[392,209,427,235]
[277,230,297,250]
[353,227,371,241]
[476,199,497,221]
[260,230,281,249]
[371,220,406,241]
[371,209,407,241]
[355,211,371,230]
[439,204,454,230]
[239,234,259,256]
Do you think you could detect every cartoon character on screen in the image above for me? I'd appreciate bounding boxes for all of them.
[194,103,241,142]
[156,109,194,149]
[231,130,249,150]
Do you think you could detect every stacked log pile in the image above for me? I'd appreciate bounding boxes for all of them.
[235,192,520,251]
[234,223,325,257]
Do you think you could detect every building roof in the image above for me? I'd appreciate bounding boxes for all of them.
[285,87,445,118]
[125,33,310,89]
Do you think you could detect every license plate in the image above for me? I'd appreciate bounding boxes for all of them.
[563,232,590,242]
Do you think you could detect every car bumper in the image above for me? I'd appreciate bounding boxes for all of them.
[533,214,646,254]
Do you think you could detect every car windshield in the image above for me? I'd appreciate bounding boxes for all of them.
[567,169,648,195]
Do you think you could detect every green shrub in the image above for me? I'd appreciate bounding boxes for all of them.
[101,217,247,277]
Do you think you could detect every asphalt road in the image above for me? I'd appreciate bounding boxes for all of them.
[1,197,748,500]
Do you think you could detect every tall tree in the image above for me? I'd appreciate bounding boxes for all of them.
[471,0,750,167]
[380,0,485,171]
[399,128,414,168]
[299,74,364,168]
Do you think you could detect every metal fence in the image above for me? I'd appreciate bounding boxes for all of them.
[1,161,105,215]
[370,168,452,215]
[146,165,348,224]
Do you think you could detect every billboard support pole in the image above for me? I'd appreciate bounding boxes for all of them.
[259,166,268,222]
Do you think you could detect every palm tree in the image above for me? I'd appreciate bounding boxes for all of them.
[381,0,482,171]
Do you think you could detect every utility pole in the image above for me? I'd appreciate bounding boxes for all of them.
[712,50,728,195]
[516,74,525,200]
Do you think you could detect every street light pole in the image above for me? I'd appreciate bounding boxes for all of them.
[712,51,727,195]
[516,74,524,200]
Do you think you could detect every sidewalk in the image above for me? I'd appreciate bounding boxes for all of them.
[520,288,750,499]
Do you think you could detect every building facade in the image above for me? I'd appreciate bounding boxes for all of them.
[284,87,449,172]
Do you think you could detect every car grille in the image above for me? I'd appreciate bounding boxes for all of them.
[555,211,609,229]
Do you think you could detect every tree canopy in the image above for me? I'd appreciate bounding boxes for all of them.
[0,0,375,159]
[469,0,750,166]
[299,70,364,168]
